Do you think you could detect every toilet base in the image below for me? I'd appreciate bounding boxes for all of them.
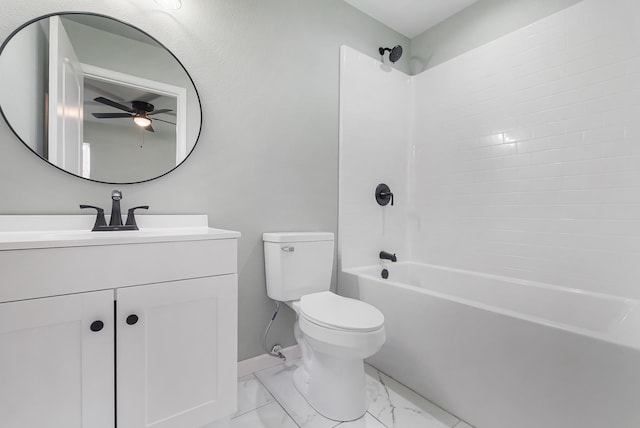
[294,351,368,422]
[292,363,309,397]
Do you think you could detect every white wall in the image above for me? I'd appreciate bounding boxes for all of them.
[338,46,410,271]
[0,0,409,360]
[413,0,640,299]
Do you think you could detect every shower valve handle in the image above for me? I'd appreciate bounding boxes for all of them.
[380,191,394,206]
[375,183,394,206]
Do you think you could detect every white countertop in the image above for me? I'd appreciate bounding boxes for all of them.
[0,215,240,250]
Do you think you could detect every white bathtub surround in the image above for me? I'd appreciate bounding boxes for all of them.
[412,0,640,300]
[241,359,463,428]
[338,45,411,271]
[341,0,640,300]
[340,0,640,427]
[347,262,640,345]
[341,264,640,428]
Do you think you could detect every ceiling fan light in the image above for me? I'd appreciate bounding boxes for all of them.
[154,0,182,9]
[133,115,152,127]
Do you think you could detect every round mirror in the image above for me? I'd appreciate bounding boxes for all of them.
[0,13,202,184]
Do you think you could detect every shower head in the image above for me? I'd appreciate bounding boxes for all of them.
[378,45,403,63]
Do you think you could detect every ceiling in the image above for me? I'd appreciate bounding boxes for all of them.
[64,15,160,47]
[343,0,478,39]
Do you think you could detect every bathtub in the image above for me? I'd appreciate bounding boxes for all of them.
[339,262,640,428]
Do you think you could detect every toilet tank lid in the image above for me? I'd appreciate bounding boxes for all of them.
[263,232,334,243]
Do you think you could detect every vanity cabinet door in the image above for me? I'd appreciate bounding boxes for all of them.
[0,290,115,428]
[116,275,238,428]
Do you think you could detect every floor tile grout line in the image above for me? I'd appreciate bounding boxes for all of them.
[249,360,467,428]
[254,365,386,428]
[365,362,461,426]
[253,368,304,428]
[254,363,347,428]
[231,400,276,420]
[366,410,390,428]
[232,373,277,419]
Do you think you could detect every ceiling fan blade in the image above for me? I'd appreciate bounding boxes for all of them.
[94,96,134,113]
[149,109,173,115]
[145,125,155,133]
[92,112,133,119]
[152,118,176,125]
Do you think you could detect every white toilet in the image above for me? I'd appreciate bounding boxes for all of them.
[263,232,385,422]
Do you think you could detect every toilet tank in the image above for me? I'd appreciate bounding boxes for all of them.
[263,232,334,302]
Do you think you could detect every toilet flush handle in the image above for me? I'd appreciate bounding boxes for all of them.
[281,246,295,252]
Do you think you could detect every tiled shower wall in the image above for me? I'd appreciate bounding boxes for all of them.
[413,0,640,299]
[339,46,410,270]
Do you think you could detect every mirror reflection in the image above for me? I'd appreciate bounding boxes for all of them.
[0,13,201,183]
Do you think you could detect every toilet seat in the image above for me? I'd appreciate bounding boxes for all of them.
[299,291,384,332]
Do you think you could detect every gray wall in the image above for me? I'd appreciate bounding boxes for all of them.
[0,19,47,153]
[0,0,408,360]
[410,0,583,74]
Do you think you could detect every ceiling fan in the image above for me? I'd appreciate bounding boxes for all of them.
[91,97,175,132]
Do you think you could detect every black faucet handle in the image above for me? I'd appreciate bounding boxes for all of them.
[80,205,108,230]
[125,206,149,229]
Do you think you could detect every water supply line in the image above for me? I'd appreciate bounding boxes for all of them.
[263,301,286,361]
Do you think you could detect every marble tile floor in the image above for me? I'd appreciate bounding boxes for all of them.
[230,359,474,428]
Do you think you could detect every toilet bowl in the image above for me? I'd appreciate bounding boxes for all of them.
[263,232,386,422]
[290,291,385,421]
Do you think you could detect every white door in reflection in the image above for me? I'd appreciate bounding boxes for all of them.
[48,16,83,175]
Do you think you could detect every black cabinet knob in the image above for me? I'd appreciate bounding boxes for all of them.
[126,314,139,325]
[90,320,104,332]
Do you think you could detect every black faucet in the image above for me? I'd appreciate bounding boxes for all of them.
[109,190,123,227]
[379,251,397,262]
[80,190,148,231]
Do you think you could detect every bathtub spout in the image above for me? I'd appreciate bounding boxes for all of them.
[379,251,397,262]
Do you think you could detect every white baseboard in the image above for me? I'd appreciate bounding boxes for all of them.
[237,345,301,378]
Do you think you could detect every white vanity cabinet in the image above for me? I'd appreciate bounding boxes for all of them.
[0,290,115,428]
[117,275,237,428]
[0,215,240,428]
